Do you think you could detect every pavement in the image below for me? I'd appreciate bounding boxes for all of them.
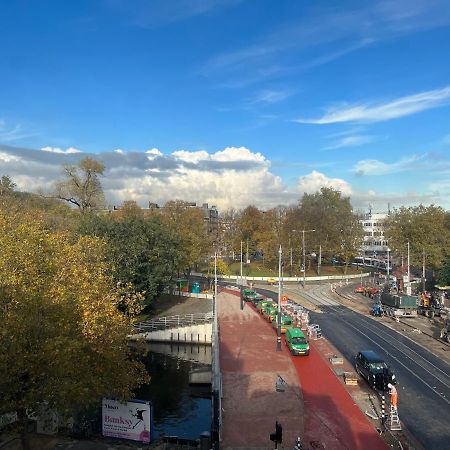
[218,288,388,450]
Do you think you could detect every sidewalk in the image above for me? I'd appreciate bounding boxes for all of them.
[218,290,304,449]
[218,289,387,450]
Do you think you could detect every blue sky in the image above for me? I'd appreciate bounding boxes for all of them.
[1,0,450,211]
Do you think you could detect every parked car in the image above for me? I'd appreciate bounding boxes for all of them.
[354,286,365,293]
[286,327,310,355]
[263,306,277,322]
[355,350,396,391]
[271,315,293,333]
[257,300,274,314]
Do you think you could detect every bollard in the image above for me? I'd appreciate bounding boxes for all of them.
[381,395,386,428]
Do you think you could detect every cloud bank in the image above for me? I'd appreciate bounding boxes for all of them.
[0,144,446,212]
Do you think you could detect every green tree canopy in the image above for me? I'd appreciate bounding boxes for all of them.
[437,259,450,287]
[79,212,181,306]
[0,175,16,196]
[384,205,450,270]
[286,187,363,264]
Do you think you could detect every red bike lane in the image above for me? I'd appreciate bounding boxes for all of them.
[288,340,388,450]
[219,289,387,449]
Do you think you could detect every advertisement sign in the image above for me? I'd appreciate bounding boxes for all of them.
[102,399,152,443]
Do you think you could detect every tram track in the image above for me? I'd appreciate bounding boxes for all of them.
[274,282,450,449]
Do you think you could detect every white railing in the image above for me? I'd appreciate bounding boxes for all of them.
[134,312,213,332]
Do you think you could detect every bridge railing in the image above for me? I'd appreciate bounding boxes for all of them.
[133,312,213,333]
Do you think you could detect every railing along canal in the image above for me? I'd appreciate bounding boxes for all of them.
[134,312,213,333]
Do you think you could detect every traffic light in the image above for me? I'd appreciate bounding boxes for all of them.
[270,421,282,444]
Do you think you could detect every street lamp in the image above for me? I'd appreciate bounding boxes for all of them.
[240,240,243,285]
[277,245,282,351]
[301,229,315,288]
[386,247,391,286]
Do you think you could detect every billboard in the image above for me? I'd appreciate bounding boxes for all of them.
[102,399,152,443]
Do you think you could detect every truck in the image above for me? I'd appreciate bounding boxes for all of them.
[380,291,418,317]
[417,292,442,318]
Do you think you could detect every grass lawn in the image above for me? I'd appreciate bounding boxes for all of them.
[226,261,361,277]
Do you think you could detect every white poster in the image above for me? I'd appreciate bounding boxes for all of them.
[102,399,152,443]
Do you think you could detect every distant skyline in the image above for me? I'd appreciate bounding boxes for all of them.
[1,0,450,211]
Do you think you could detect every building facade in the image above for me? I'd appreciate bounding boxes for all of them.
[359,210,389,258]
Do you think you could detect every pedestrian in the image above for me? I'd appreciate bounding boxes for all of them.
[387,383,398,410]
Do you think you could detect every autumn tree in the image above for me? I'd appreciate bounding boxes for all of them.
[287,187,364,267]
[0,211,148,450]
[218,208,239,259]
[384,205,450,270]
[54,157,105,211]
[158,200,211,276]
[235,205,264,260]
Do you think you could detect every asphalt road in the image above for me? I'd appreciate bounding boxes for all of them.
[256,283,450,450]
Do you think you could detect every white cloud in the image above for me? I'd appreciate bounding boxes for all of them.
[212,146,267,163]
[353,154,425,176]
[0,121,36,142]
[325,135,375,150]
[202,1,450,88]
[250,90,292,105]
[41,146,82,154]
[297,86,450,124]
[1,143,449,211]
[171,150,209,163]
[296,170,352,196]
[0,151,21,163]
[146,148,163,160]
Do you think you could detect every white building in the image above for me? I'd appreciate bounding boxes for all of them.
[359,210,389,258]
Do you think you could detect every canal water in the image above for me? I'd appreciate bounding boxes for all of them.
[134,343,212,440]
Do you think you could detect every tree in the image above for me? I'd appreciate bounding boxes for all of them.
[158,201,210,276]
[79,213,181,306]
[288,187,363,264]
[55,157,105,211]
[0,211,148,450]
[384,205,450,270]
[437,259,450,286]
[0,175,16,196]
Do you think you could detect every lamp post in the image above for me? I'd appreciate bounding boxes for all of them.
[386,247,390,286]
[406,241,411,295]
[240,240,243,285]
[301,229,315,288]
[422,249,426,292]
[277,245,282,351]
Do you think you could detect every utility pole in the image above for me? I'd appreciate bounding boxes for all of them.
[277,245,282,351]
[301,229,315,288]
[422,249,426,292]
[318,244,322,276]
[290,247,293,276]
[387,247,390,286]
[240,240,243,284]
[407,241,411,295]
[246,239,249,264]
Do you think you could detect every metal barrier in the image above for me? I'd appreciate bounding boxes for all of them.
[134,312,213,333]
